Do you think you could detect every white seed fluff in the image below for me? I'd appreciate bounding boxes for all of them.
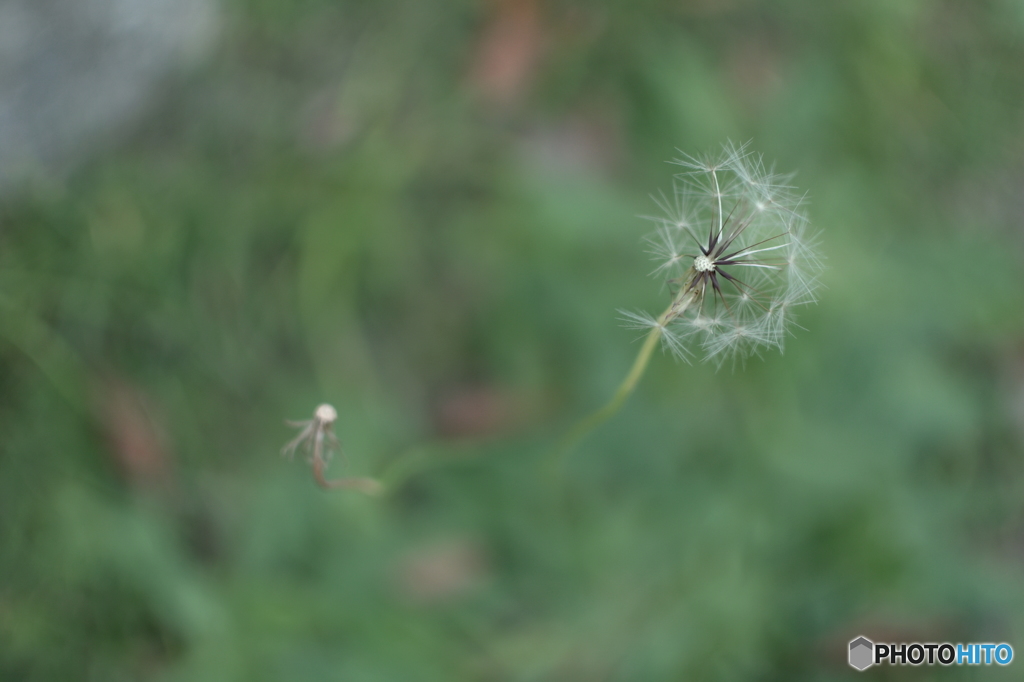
[627,141,824,365]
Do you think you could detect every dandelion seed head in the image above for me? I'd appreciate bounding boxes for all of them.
[315,403,338,424]
[629,141,824,364]
[693,254,715,272]
[283,404,343,467]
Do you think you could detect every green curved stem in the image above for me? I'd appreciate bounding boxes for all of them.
[374,439,484,496]
[547,293,694,478]
[311,287,697,494]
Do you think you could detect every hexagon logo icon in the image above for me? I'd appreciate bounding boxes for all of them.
[849,636,874,671]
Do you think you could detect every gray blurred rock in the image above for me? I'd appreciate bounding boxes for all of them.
[0,0,218,194]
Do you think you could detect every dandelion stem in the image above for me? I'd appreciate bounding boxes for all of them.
[311,455,382,495]
[373,439,483,496]
[547,293,693,478]
[309,428,383,495]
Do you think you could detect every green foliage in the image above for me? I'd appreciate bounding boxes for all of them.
[3,0,1024,679]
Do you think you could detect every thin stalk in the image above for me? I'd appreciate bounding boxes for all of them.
[374,439,481,496]
[547,290,695,478]
[311,430,382,495]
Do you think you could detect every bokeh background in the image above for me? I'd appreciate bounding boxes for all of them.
[2,0,1024,679]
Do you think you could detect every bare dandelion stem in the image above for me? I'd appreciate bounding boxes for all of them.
[374,439,483,495]
[310,435,382,495]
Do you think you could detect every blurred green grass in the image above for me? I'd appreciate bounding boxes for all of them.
[2,0,1024,680]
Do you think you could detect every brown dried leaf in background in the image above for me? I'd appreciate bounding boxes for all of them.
[393,536,490,604]
[431,385,534,439]
[94,378,175,491]
[468,0,545,108]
